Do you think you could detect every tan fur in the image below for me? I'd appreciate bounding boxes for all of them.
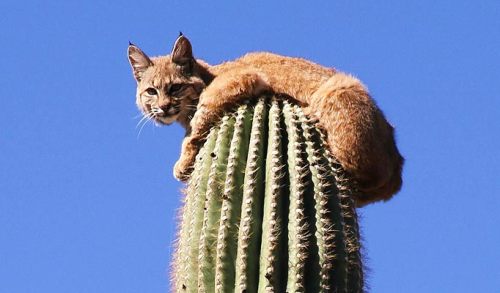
[128,34,404,206]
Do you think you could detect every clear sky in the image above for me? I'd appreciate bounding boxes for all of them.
[1,1,499,292]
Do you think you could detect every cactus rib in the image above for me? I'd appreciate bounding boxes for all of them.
[235,99,268,293]
[198,116,235,292]
[215,105,253,292]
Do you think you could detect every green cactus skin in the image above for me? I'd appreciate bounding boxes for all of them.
[173,96,363,293]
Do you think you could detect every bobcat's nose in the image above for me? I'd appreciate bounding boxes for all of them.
[158,102,171,114]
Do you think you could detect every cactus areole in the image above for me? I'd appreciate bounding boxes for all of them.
[173,96,364,293]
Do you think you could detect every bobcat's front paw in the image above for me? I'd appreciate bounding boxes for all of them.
[173,136,203,182]
[173,158,194,182]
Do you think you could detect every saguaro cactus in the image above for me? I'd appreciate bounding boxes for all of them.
[173,96,364,292]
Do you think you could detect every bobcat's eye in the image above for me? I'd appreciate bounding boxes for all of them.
[168,83,184,95]
[146,88,157,95]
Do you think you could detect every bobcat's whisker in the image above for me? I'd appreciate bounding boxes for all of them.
[135,112,154,129]
[136,112,154,134]
[137,113,154,138]
[132,113,143,119]
[135,114,149,128]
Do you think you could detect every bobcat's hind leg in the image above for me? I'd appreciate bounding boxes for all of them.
[307,72,403,205]
[174,70,271,182]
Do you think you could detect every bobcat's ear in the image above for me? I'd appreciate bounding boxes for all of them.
[128,43,152,82]
[171,34,194,74]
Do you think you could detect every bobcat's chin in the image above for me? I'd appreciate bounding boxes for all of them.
[154,112,180,125]
[155,114,179,125]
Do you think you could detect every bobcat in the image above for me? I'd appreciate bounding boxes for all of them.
[128,33,404,206]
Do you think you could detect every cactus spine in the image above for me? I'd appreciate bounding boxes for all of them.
[174,96,363,292]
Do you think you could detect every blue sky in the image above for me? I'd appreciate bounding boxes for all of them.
[1,1,499,292]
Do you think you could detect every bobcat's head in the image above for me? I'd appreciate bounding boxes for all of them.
[128,34,209,128]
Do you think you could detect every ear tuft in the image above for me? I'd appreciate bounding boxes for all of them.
[127,44,152,82]
[171,34,194,72]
